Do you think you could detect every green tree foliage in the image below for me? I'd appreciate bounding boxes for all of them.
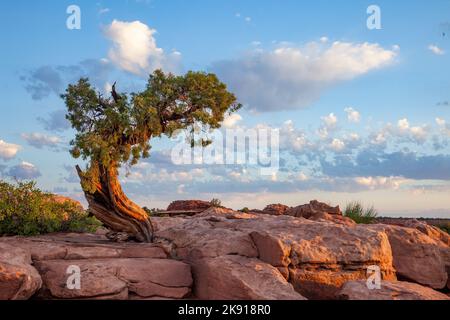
[344,201,378,224]
[62,70,241,193]
[0,180,100,236]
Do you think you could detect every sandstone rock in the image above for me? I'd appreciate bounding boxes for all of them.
[193,255,305,300]
[378,219,450,247]
[369,224,448,289]
[35,258,192,300]
[154,216,258,260]
[167,200,212,212]
[338,280,450,300]
[308,211,356,226]
[262,204,291,216]
[0,243,42,300]
[154,212,396,300]
[243,218,395,300]
[50,195,85,211]
[285,200,342,219]
[0,234,167,261]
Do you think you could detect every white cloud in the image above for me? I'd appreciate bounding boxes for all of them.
[329,138,345,152]
[280,120,310,151]
[370,132,387,145]
[436,118,450,137]
[322,113,338,128]
[396,119,428,143]
[7,161,41,180]
[428,44,445,55]
[436,118,446,126]
[344,107,361,123]
[354,176,405,190]
[104,20,180,75]
[222,113,243,129]
[21,133,60,149]
[409,126,428,143]
[213,40,397,111]
[0,140,21,160]
[397,118,410,131]
[297,172,309,181]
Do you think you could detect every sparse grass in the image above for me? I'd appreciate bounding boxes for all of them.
[0,180,101,236]
[344,201,378,224]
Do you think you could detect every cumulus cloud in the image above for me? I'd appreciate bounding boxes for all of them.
[344,107,361,123]
[104,20,181,75]
[212,40,397,111]
[329,138,346,152]
[396,118,429,144]
[354,176,405,190]
[0,140,21,160]
[322,113,338,128]
[21,133,61,149]
[222,113,243,129]
[7,161,41,180]
[428,44,445,55]
[436,117,450,137]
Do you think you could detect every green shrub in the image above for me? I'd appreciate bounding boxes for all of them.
[344,201,378,224]
[239,207,250,213]
[210,198,222,208]
[0,180,101,236]
[143,207,168,217]
[437,223,450,235]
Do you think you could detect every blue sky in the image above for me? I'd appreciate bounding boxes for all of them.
[1,0,450,217]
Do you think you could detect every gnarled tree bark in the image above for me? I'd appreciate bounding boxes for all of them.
[76,165,154,243]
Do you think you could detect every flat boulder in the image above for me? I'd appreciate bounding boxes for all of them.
[0,234,167,261]
[0,243,42,300]
[35,258,192,300]
[338,280,450,300]
[193,255,305,300]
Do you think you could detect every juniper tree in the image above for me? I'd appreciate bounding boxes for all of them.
[62,70,241,242]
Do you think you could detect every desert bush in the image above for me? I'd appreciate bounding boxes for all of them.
[437,222,450,235]
[239,207,250,213]
[143,207,168,217]
[344,201,378,224]
[0,180,101,236]
[210,198,222,208]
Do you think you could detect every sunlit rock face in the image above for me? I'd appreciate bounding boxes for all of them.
[0,201,448,300]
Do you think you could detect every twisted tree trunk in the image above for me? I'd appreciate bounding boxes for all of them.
[76,165,154,243]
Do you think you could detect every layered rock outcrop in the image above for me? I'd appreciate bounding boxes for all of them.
[0,234,192,300]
